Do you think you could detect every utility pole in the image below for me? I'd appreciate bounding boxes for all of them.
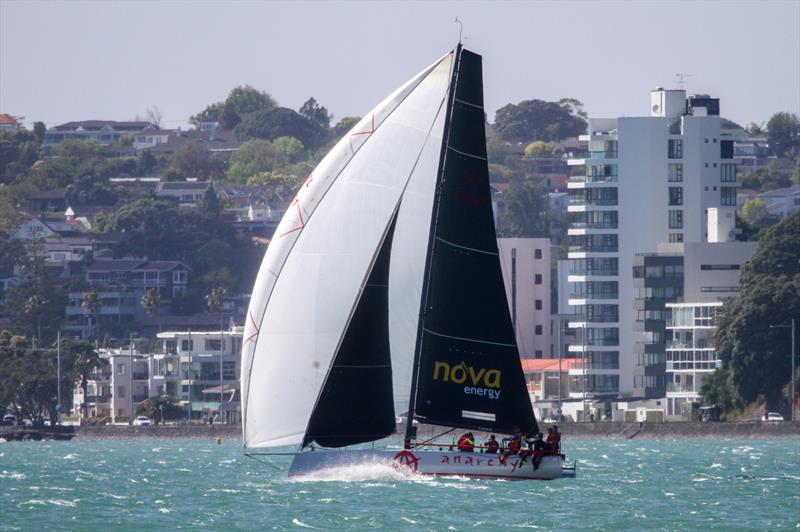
[56,330,61,425]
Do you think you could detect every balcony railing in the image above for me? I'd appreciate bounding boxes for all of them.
[568,245,619,253]
[132,373,149,380]
[582,314,619,323]
[569,222,619,229]
[570,292,619,300]
[585,338,620,347]
[571,361,620,370]
[85,395,112,403]
[571,269,618,277]
[589,151,618,159]
[667,383,696,393]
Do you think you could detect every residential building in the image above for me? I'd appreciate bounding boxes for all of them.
[43,120,154,147]
[566,89,739,405]
[64,258,190,339]
[733,136,774,170]
[0,113,20,132]
[133,127,241,157]
[156,181,211,207]
[523,358,583,422]
[11,217,81,241]
[498,238,551,359]
[73,327,243,423]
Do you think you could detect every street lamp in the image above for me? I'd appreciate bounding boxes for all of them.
[770,319,796,422]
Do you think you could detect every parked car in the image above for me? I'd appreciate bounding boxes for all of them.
[762,412,785,421]
[1,414,17,426]
[132,416,152,426]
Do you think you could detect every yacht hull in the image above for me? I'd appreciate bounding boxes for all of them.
[288,449,570,480]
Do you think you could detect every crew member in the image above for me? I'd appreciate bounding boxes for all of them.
[530,433,550,471]
[484,435,499,454]
[547,425,561,455]
[498,428,522,464]
[457,432,475,452]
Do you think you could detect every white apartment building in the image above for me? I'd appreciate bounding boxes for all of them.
[566,89,739,402]
[498,238,551,358]
[74,328,243,424]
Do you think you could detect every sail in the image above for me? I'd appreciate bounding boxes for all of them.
[410,48,539,436]
[302,215,398,448]
[242,52,454,448]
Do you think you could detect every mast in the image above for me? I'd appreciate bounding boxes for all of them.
[404,44,463,447]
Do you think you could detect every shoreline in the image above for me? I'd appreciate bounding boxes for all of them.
[2,421,798,442]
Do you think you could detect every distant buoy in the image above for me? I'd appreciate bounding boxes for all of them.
[216,437,221,445]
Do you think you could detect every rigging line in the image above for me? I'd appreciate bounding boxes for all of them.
[435,236,498,256]
[447,145,487,160]
[419,427,456,445]
[454,97,483,110]
[240,54,452,432]
[423,327,517,347]
[245,452,288,472]
[329,364,392,368]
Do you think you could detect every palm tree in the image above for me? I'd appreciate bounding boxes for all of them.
[24,294,47,345]
[81,290,100,342]
[66,341,104,424]
[141,288,161,332]
[205,287,228,422]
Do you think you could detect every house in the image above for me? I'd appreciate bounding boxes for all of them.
[133,127,241,158]
[155,181,211,207]
[0,114,20,132]
[11,217,82,241]
[43,120,155,147]
[64,258,191,340]
[24,189,67,213]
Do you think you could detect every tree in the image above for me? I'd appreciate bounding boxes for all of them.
[766,112,800,157]
[236,107,325,150]
[497,179,550,237]
[170,140,212,179]
[138,149,157,175]
[741,198,768,225]
[117,133,134,148]
[81,290,101,342]
[334,116,360,137]
[227,139,282,183]
[141,288,161,332]
[145,105,164,128]
[0,348,59,426]
[273,136,306,164]
[223,85,276,116]
[32,122,46,145]
[63,340,104,422]
[710,213,800,412]
[299,97,331,130]
[524,141,554,158]
[197,186,222,218]
[494,99,587,143]
[136,395,185,424]
[720,117,744,130]
[219,105,241,130]
[161,168,186,182]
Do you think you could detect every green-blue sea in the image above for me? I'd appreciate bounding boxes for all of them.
[1,437,798,530]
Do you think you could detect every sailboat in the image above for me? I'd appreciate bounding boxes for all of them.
[241,44,574,480]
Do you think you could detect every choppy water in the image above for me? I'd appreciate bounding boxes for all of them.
[1,437,798,530]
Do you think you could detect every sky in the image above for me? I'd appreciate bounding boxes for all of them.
[1,0,799,130]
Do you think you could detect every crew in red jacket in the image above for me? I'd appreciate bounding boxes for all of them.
[547,425,561,454]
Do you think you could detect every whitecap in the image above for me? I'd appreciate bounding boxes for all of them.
[1,471,25,480]
[159,508,170,514]
[290,462,414,483]
[63,453,79,460]
[709,463,722,468]
[401,517,416,524]
[291,518,316,528]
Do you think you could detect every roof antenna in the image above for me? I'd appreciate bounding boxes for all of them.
[454,17,463,44]
[675,73,693,90]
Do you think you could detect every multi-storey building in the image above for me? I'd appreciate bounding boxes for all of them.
[497,238,551,358]
[566,89,739,405]
[73,328,242,423]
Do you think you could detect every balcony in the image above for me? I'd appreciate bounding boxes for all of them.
[570,268,618,277]
[589,151,618,160]
[585,338,619,347]
[569,222,619,230]
[568,245,618,253]
[133,373,149,380]
[667,383,697,393]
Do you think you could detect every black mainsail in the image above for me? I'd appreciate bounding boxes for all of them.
[406,46,539,438]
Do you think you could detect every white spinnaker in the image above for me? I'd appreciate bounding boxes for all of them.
[242,53,453,448]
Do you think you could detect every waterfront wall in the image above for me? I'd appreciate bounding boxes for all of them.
[2,421,797,442]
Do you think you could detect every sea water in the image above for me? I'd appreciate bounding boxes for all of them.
[1,438,797,530]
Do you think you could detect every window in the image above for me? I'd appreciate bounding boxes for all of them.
[223,361,236,380]
[535,350,543,358]
[117,386,125,397]
[668,210,683,229]
[721,187,736,206]
[669,187,683,206]
[720,163,736,182]
[668,139,683,159]
[669,233,684,243]
[534,274,542,285]
[700,264,740,271]
[535,325,543,335]
[117,363,126,376]
[535,299,543,310]
[173,270,187,283]
[205,339,222,351]
[668,163,683,182]
[181,339,194,352]
[534,248,542,260]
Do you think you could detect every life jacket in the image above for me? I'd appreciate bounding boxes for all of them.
[508,437,520,453]
[547,432,561,453]
[485,439,499,453]
[457,435,474,452]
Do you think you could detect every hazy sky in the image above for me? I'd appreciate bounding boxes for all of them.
[2,0,798,130]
